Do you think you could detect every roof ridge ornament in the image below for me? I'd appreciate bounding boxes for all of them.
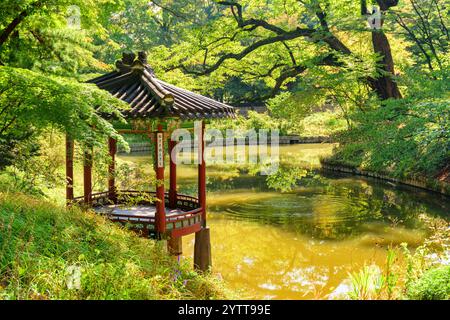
[138,51,147,64]
[122,52,135,65]
[115,51,135,73]
[138,51,156,75]
[115,51,156,75]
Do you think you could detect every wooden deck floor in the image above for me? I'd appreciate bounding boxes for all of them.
[95,205,185,219]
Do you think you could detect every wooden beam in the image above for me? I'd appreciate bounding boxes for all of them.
[117,129,150,134]
[108,137,117,203]
[65,135,74,205]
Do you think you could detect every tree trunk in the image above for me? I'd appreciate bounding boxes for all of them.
[370,30,402,100]
[363,0,402,100]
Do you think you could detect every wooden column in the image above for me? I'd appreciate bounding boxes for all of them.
[83,147,93,206]
[194,227,211,272]
[194,121,211,271]
[198,120,207,226]
[66,135,74,205]
[155,125,166,236]
[167,138,181,254]
[168,236,182,256]
[168,139,177,208]
[108,137,117,203]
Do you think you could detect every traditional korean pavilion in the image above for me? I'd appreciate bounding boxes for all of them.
[65,51,234,271]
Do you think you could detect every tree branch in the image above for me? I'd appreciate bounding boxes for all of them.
[181,28,314,75]
[432,0,449,40]
[174,1,352,76]
[218,1,288,34]
[0,1,44,48]
[149,0,196,23]
[394,13,434,71]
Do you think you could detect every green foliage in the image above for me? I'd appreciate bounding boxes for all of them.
[0,131,65,195]
[406,266,450,300]
[0,131,37,174]
[245,111,291,135]
[266,166,308,192]
[391,0,449,73]
[211,111,292,135]
[328,69,450,179]
[384,249,398,299]
[0,66,130,197]
[0,192,229,299]
[213,108,346,138]
[0,0,123,75]
[267,92,308,121]
[300,111,348,137]
[348,265,384,300]
[348,248,399,300]
[0,66,128,168]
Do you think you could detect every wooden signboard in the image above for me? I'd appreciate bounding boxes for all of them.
[157,132,164,168]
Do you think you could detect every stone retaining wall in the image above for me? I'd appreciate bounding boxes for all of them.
[321,160,449,196]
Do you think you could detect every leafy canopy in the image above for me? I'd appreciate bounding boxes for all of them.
[0,66,128,169]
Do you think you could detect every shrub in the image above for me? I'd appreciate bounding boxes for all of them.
[407,266,450,300]
[329,97,450,179]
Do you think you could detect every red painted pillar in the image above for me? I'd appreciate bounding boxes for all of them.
[194,121,211,271]
[169,139,177,208]
[66,135,74,205]
[198,121,206,226]
[83,147,93,206]
[108,137,117,203]
[155,125,166,235]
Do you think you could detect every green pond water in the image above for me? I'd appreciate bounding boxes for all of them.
[118,144,449,299]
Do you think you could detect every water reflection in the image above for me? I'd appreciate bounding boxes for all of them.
[204,172,447,241]
[118,144,449,299]
[184,218,392,299]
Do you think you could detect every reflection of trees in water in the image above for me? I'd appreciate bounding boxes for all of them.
[204,162,310,192]
[118,153,447,241]
[173,159,447,240]
[207,174,268,191]
[206,171,447,240]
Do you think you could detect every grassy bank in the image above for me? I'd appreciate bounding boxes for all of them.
[323,93,449,191]
[0,192,229,300]
[321,104,450,195]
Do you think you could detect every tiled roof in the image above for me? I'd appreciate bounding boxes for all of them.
[88,52,235,119]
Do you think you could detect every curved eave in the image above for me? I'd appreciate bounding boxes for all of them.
[88,66,235,120]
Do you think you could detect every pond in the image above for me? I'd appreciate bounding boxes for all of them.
[118,144,449,299]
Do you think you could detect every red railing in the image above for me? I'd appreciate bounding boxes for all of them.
[73,190,202,237]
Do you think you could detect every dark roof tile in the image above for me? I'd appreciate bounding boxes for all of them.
[88,52,235,120]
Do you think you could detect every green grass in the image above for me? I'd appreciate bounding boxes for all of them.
[0,192,229,300]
